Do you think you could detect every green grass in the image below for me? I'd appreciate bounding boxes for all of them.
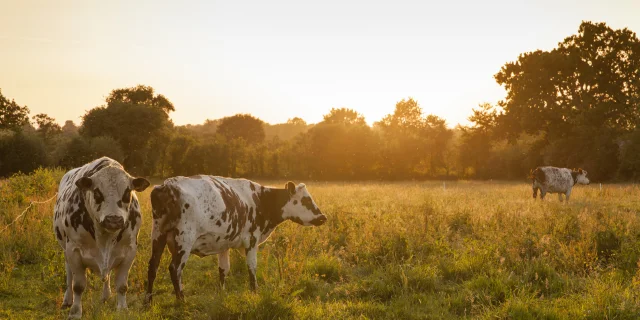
[2,171,640,319]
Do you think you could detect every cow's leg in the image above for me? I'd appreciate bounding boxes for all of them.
[68,252,86,320]
[246,245,258,291]
[558,193,564,202]
[102,274,111,303]
[62,259,73,308]
[114,249,136,309]
[167,233,190,301]
[533,186,539,199]
[565,189,572,202]
[145,230,167,304]
[218,249,230,289]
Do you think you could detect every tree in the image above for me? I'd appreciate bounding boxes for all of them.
[217,114,265,145]
[81,85,174,174]
[0,89,30,131]
[493,21,639,180]
[33,113,62,140]
[376,98,453,178]
[62,120,78,136]
[287,117,307,126]
[322,108,366,126]
[0,131,47,176]
[106,84,175,112]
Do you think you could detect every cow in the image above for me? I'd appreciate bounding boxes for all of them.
[53,157,150,319]
[530,166,590,202]
[145,176,327,303]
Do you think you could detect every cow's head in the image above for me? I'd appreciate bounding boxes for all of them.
[75,166,150,232]
[573,168,590,185]
[281,182,327,226]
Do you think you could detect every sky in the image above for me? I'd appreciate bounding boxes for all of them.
[1,0,639,127]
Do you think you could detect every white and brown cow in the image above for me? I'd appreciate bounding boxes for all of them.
[53,157,150,319]
[530,166,590,202]
[145,176,327,303]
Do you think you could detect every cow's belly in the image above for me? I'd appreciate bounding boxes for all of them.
[546,185,568,193]
[191,232,243,257]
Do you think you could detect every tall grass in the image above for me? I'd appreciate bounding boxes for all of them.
[1,173,640,319]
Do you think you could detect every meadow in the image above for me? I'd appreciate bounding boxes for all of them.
[1,169,640,319]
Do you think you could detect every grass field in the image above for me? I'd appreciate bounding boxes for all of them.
[2,169,640,319]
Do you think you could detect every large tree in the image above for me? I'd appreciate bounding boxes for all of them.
[494,21,640,179]
[81,85,174,174]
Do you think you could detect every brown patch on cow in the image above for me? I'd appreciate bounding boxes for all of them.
[73,282,85,295]
[532,167,546,184]
[150,184,182,232]
[249,234,257,249]
[301,196,322,216]
[117,284,128,295]
[93,188,104,204]
[250,188,288,234]
[69,190,96,240]
[128,204,140,231]
[212,179,249,241]
[122,187,132,204]
[146,233,168,303]
[571,170,579,185]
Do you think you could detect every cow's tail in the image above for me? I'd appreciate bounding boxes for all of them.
[146,184,178,304]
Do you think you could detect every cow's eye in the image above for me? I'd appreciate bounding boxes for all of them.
[93,188,104,204]
[122,187,132,203]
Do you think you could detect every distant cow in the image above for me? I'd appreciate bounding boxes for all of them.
[145,176,327,303]
[53,157,150,319]
[530,166,590,201]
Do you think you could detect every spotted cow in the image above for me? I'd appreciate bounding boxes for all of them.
[145,176,327,303]
[53,157,150,319]
[531,166,590,202]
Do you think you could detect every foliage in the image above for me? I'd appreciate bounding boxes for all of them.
[217,114,266,145]
[80,85,174,174]
[0,89,30,131]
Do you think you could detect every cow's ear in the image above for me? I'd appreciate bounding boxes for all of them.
[578,168,583,174]
[76,177,93,190]
[132,177,151,192]
[285,181,296,195]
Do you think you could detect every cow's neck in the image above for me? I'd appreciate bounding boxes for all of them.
[257,187,288,227]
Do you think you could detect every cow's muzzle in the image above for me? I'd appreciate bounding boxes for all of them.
[101,215,125,231]
[310,214,327,226]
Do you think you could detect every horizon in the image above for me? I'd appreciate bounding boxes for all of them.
[2,0,640,127]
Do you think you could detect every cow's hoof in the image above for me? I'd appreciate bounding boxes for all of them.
[68,306,82,319]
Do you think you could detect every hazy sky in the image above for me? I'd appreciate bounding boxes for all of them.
[1,0,639,127]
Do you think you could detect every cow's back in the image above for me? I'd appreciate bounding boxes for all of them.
[151,176,260,251]
[538,166,572,192]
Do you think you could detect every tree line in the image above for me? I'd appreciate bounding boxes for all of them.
[1,21,639,182]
